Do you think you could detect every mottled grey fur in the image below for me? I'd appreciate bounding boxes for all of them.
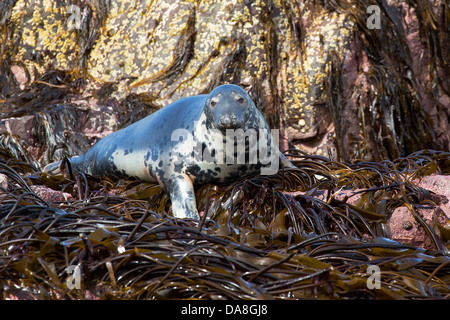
[44,85,294,219]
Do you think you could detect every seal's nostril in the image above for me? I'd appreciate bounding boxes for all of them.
[218,115,242,130]
[220,117,231,126]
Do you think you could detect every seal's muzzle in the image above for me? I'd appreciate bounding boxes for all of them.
[206,85,250,133]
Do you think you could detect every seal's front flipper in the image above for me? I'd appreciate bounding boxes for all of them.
[164,174,200,220]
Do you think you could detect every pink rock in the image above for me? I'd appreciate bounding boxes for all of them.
[10,65,29,90]
[388,175,450,249]
[0,173,8,190]
[415,175,450,216]
[310,175,449,249]
[30,185,73,203]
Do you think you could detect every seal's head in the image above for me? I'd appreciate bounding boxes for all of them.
[205,84,253,133]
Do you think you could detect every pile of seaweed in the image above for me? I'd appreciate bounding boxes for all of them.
[0,148,449,300]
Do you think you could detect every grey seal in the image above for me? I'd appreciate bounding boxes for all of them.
[44,84,294,219]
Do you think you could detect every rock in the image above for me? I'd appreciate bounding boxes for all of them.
[0,173,72,203]
[387,175,450,249]
[0,102,119,167]
[0,173,8,190]
[0,0,448,163]
[30,185,74,203]
[312,175,450,249]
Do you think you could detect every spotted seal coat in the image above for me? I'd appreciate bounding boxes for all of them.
[44,85,294,219]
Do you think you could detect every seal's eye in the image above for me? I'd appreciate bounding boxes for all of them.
[236,97,245,104]
[210,101,217,107]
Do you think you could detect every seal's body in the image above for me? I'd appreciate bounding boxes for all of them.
[45,85,294,219]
